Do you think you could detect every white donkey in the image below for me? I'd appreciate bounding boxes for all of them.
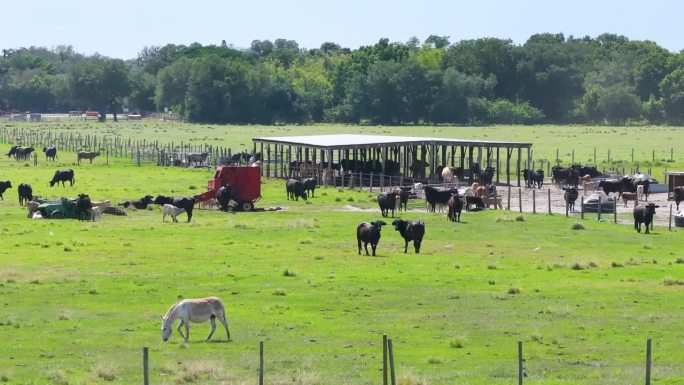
[161,296,231,342]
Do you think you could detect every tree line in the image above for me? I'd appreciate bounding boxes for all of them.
[1,33,683,125]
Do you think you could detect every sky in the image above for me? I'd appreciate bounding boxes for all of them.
[2,0,682,59]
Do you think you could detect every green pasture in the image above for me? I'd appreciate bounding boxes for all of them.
[0,147,683,385]
[1,121,684,179]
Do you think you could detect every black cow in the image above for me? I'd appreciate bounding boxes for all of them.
[77,151,100,165]
[377,192,397,218]
[622,176,650,201]
[674,187,684,210]
[552,167,579,188]
[216,184,236,212]
[186,152,209,166]
[285,179,307,201]
[6,145,18,158]
[17,183,32,206]
[0,181,11,200]
[153,195,196,222]
[303,178,317,198]
[43,146,57,161]
[576,165,601,178]
[392,219,425,254]
[356,221,386,256]
[75,193,92,221]
[523,169,544,189]
[479,167,495,186]
[634,203,659,234]
[424,186,452,213]
[447,195,463,222]
[50,169,75,187]
[119,195,154,209]
[15,147,35,161]
[563,187,579,212]
[409,160,429,179]
[465,196,485,211]
[597,179,622,197]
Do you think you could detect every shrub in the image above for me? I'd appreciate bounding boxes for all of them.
[449,336,467,348]
[571,222,585,230]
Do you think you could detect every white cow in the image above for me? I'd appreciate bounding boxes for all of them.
[162,204,186,223]
[441,167,454,183]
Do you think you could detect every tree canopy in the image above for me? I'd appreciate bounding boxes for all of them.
[1,34,684,125]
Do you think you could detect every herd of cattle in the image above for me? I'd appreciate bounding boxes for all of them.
[2,142,683,242]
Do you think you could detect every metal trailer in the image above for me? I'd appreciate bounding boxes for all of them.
[194,166,262,211]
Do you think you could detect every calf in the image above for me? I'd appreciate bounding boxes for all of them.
[674,187,684,211]
[393,187,410,211]
[26,201,40,218]
[633,203,659,234]
[285,179,307,201]
[378,192,397,217]
[392,219,425,254]
[356,221,386,256]
[621,192,638,207]
[162,204,186,223]
[153,195,196,222]
[77,151,100,165]
[302,178,317,198]
[564,187,579,212]
[636,185,644,201]
[0,181,11,200]
[119,195,154,209]
[88,206,104,222]
[18,183,33,206]
[447,195,463,222]
[199,198,218,210]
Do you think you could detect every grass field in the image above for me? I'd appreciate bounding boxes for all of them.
[2,120,683,179]
[0,126,683,385]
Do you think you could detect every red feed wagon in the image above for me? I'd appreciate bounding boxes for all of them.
[195,166,261,211]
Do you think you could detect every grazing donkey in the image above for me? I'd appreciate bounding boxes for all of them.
[161,296,231,342]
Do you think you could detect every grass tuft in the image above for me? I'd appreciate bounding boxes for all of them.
[663,278,684,286]
[570,222,585,230]
[515,215,525,222]
[93,363,117,381]
[273,289,287,296]
[611,261,624,268]
[449,336,467,348]
[508,287,521,295]
[282,268,297,277]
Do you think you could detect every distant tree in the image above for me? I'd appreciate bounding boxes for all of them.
[425,35,450,49]
[154,57,192,115]
[660,67,684,124]
[70,56,131,121]
[597,85,642,125]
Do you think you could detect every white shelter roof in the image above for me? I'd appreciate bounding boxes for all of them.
[253,134,532,149]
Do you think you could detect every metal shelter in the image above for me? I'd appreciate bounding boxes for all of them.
[252,134,533,186]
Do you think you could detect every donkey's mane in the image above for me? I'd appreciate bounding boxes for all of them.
[163,302,179,319]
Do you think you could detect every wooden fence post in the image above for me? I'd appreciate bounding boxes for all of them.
[370,173,374,193]
[507,186,511,211]
[518,188,522,213]
[580,196,584,220]
[613,200,617,223]
[598,196,602,221]
[383,334,388,385]
[532,189,536,214]
[669,204,673,231]
[645,338,652,385]
[518,341,523,385]
[388,338,396,385]
[548,189,551,215]
[259,340,264,385]
[143,347,149,385]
